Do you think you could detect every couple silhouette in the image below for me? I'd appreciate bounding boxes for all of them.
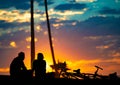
[9,52,46,81]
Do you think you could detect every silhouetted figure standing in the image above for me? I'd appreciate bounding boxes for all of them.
[10,52,27,80]
[32,53,46,80]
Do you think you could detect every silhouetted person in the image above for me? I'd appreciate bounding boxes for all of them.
[32,53,46,80]
[10,51,27,80]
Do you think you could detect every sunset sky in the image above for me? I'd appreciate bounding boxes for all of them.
[0,0,120,76]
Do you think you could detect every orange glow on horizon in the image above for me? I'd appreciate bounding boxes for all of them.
[22,46,119,76]
[0,68,9,73]
[0,41,120,76]
[23,50,102,74]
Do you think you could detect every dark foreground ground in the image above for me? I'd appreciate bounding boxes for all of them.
[0,75,120,85]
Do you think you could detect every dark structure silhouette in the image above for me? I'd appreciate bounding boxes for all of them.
[30,0,35,69]
[73,69,81,74]
[93,65,103,79]
[9,52,28,80]
[109,72,119,80]
[32,53,46,80]
[44,0,59,78]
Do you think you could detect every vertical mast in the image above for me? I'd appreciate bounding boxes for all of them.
[44,0,59,78]
[30,0,35,69]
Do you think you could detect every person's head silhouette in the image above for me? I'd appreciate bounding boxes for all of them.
[37,53,44,60]
[18,51,25,60]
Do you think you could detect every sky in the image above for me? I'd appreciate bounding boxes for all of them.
[0,0,120,76]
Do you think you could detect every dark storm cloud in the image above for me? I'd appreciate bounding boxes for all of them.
[0,0,30,10]
[99,7,120,14]
[0,20,30,29]
[54,3,87,11]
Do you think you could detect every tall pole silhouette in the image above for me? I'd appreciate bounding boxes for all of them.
[44,0,59,78]
[30,0,35,69]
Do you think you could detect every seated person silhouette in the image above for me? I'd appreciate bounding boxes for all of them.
[32,53,46,80]
[10,51,28,80]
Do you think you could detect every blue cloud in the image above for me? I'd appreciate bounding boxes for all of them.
[0,20,16,29]
[0,0,55,10]
[99,7,120,14]
[49,16,120,36]
[0,0,30,10]
[39,16,120,37]
[36,0,54,6]
[0,20,30,29]
[54,3,87,11]
[71,17,120,36]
